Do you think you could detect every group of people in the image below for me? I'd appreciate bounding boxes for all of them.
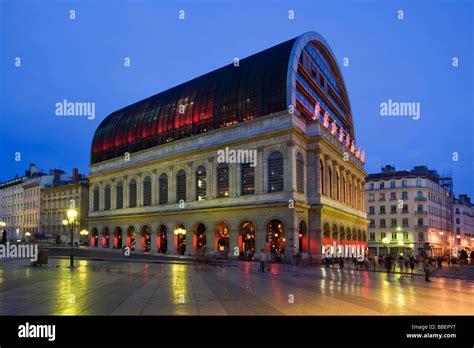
[258,249,284,273]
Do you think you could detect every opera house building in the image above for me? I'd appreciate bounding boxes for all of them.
[87,31,369,262]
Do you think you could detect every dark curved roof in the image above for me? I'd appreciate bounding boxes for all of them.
[91,32,352,164]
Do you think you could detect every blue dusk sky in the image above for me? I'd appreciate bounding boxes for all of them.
[0,0,472,196]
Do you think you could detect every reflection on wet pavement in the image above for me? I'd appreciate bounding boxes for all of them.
[0,259,473,315]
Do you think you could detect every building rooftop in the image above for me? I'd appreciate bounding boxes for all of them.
[90,31,354,164]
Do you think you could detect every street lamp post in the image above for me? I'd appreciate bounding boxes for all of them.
[65,209,78,268]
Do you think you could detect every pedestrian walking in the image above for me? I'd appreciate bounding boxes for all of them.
[384,254,392,275]
[424,258,432,282]
[259,249,266,273]
[409,256,416,275]
[339,256,344,269]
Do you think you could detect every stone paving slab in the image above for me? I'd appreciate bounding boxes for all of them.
[0,258,473,315]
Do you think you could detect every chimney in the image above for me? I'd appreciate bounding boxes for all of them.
[72,168,79,183]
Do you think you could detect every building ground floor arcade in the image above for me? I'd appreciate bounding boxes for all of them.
[87,203,368,263]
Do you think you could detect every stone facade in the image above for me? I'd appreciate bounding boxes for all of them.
[88,111,368,262]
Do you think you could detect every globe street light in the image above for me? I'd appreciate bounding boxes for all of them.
[382,237,390,254]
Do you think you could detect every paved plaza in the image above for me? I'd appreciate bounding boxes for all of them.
[0,258,473,315]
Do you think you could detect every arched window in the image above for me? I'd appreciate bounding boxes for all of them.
[93,187,99,211]
[328,166,333,198]
[129,179,137,208]
[268,151,284,192]
[319,160,325,195]
[216,163,229,198]
[336,172,340,201]
[159,174,168,204]
[195,166,207,200]
[241,163,255,195]
[104,185,111,210]
[116,182,123,209]
[143,176,152,206]
[176,170,186,202]
[296,153,304,193]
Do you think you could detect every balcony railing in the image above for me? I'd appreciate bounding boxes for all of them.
[415,196,427,202]
[415,210,428,216]
[415,225,428,230]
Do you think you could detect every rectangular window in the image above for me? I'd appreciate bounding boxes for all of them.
[381,232,386,239]
[402,204,408,213]
[392,232,397,240]
[390,205,397,213]
[380,219,386,227]
[391,219,397,227]
[369,206,375,214]
[403,232,408,239]
[390,192,397,200]
[368,194,375,202]
[379,193,385,201]
[379,206,386,214]
[418,232,424,241]
[369,233,375,241]
[241,163,255,195]
[369,219,375,228]
[402,218,409,227]
[402,191,408,199]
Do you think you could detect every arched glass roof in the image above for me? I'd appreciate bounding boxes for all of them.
[91,31,353,164]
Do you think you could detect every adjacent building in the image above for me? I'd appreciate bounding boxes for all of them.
[87,31,369,262]
[40,168,89,243]
[0,164,83,242]
[365,165,453,257]
[453,194,473,255]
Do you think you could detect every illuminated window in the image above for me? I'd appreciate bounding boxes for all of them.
[93,187,99,212]
[268,151,284,193]
[216,163,229,198]
[296,153,305,193]
[104,185,111,211]
[159,174,168,204]
[241,163,255,195]
[176,170,186,202]
[143,176,152,206]
[195,166,207,200]
[129,179,137,208]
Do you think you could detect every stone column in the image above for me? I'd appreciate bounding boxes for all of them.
[286,141,296,193]
[167,224,175,254]
[284,225,297,264]
[309,227,322,263]
[228,228,238,259]
[206,229,214,256]
[186,227,194,256]
[151,170,157,206]
[110,178,116,211]
[150,223,158,254]
[186,163,193,202]
[136,173,142,207]
[124,175,129,208]
[207,158,215,199]
[231,163,239,198]
[256,146,265,194]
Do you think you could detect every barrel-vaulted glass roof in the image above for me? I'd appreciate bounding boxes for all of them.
[91,31,353,164]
